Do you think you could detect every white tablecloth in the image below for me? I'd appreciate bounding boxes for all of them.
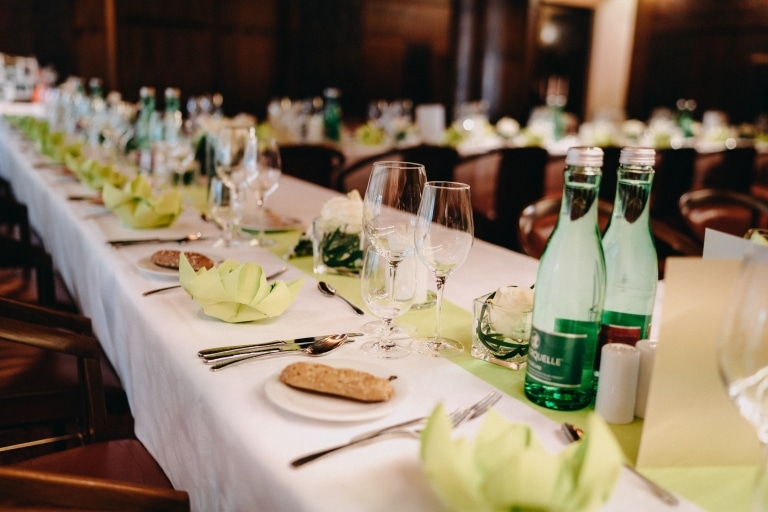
[0,122,700,511]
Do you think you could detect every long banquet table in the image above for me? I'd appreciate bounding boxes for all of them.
[0,116,749,511]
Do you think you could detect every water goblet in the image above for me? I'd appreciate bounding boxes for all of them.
[361,161,427,339]
[242,136,282,246]
[208,175,245,248]
[215,124,255,243]
[360,246,417,359]
[412,181,474,357]
[718,247,768,510]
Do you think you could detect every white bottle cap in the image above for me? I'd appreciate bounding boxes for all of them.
[619,147,655,166]
[595,343,641,424]
[565,146,603,167]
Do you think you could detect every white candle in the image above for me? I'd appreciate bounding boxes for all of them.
[634,339,657,419]
[595,343,640,424]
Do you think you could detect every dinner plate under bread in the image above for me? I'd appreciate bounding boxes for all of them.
[264,359,409,422]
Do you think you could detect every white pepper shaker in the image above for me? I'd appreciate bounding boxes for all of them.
[634,339,657,419]
[595,343,641,424]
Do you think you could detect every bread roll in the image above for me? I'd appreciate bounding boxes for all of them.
[279,362,396,402]
[151,250,215,271]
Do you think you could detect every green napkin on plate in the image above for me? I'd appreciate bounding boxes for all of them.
[420,406,623,512]
[102,174,181,229]
[65,153,127,190]
[179,254,304,323]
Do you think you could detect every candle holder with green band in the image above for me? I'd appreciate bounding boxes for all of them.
[471,286,534,370]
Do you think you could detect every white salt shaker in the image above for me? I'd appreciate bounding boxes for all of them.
[595,343,640,424]
[634,339,657,419]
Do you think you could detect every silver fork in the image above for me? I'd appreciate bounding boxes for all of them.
[290,391,502,468]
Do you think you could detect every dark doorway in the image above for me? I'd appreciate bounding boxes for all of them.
[529,3,593,122]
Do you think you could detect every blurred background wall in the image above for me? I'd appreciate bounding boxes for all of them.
[0,0,767,126]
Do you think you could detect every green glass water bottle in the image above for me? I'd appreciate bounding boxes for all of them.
[599,147,657,351]
[323,87,342,142]
[524,146,606,411]
[163,87,182,145]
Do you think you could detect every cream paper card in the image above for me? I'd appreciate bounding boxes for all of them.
[636,257,759,468]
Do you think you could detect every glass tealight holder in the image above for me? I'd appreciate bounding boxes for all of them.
[471,291,533,370]
[312,217,364,276]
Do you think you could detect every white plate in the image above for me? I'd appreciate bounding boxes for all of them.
[264,359,409,422]
[135,255,179,279]
[135,251,219,280]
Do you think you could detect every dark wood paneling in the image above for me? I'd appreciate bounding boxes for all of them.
[629,0,768,123]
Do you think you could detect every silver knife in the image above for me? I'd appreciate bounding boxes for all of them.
[108,232,205,246]
[197,333,364,359]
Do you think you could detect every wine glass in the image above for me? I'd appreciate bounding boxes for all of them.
[718,247,768,510]
[361,161,427,343]
[360,246,417,359]
[215,124,255,244]
[412,181,474,357]
[242,136,282,246]
[207,175,245,248]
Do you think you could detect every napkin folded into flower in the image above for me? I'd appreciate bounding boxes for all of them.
[102,174,181,228]
[421,407,623,512]
[179,254,304,323]
[65,153,127,190]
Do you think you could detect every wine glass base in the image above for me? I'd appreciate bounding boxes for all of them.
[247,236,276,247]
[412,336,464,358]
[360,339,410,359]
[360,320,416,339]
[212,238,244,249]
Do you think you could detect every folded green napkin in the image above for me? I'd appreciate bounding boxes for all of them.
[354,123,385,145]
[420,407,623,512]
[179,254,304,323]
[102,174,181,228]
[65,153,127,190]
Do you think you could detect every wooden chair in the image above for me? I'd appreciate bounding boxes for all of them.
[0,297,130,463]
[699,146,757,194]
[279,144,346,188]
[650,147,697,225]
[333,147,402,195]
[678,188,768,243]
[598,146,622,203]
[518,195,701,277]
[399,144,460,182]
[0,311,189,511]
[0,197,58,307]
[470,146,549,252]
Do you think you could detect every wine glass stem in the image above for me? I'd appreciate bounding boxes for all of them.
[380,317,395,349]
[432,274,447,344]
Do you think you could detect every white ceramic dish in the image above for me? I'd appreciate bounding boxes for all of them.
[264,358,409,422]
[135,251,218,279]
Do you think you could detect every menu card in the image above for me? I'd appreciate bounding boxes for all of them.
[636,256,759,468]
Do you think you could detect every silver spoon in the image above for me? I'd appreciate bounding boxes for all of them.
[142,266,288,296]
[318,281,365,315]
[209,333,349,371]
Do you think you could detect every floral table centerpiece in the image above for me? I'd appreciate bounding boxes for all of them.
[312,190,364,276]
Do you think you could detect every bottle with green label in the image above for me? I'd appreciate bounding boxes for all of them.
[599,147,657,352]
[523,146,606,411]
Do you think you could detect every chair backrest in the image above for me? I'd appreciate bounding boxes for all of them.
[486,146,549,251]
[399,144,459,182]
[0,464,189,511]
[517,195,612,259]
[0,305,108,453]
[650,147,697,222]
[333,147,403,195]
[678,187,768,242]
[278,144,346,188]
[700,146,757,194]
[598,146,622,203]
